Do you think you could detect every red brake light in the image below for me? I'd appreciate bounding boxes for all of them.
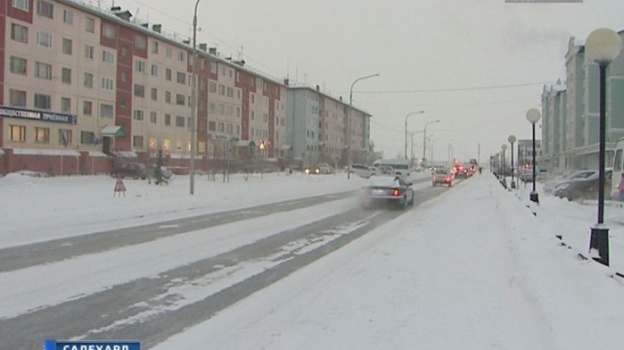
[392,189,400,197]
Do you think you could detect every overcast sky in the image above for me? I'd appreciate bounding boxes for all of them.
[108,0,624,162]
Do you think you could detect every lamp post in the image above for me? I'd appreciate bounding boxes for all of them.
[422,120,440,164]
[501,144,507,186]
[586,28,622,266]
[508,135,517,189]
[189,0,201,195]
[526,108,541,203]
[404,111,424,160]
[348,73,379,179]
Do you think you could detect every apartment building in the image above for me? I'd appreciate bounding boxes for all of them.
[541,31,624,173]
[286,84,372,169]
[0,0,286,175]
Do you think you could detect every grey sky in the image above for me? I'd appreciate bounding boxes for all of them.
[110,0,623,162]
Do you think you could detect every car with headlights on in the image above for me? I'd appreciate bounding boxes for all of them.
[360,175,414,210]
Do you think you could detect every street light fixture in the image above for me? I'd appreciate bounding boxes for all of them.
[422,120,440,164]
[526,108,541,203]
[586,28,622,266]
[508,135,517,189]
[347,73,380,179]
[189,0,201,195]
[404,111,425,161]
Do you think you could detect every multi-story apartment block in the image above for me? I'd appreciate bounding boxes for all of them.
[0,0,286,175]
[541,31,624,173]
[286,84,372,169]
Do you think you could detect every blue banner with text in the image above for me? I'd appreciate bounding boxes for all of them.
[44,340,140,350]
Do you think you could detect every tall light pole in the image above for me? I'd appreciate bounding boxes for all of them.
[586,28,621,266]
[526,108,541,203]
[422,120,440,164]
[508,135,516,189]
[404,111,424,160]
[189,0,200,195]
[501,144,507,186]
[348,73,379,179]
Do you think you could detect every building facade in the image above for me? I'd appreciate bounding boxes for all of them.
[0,0,287,175]
[541,31,624,173]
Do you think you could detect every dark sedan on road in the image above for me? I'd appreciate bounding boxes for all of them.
[555,169,612,201]
[360,175,415,210]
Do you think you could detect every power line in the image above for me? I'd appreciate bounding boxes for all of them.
[351,81,554,94]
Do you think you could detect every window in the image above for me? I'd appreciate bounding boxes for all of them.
[86,17,95,33]
[210,62,217,74]
[100,103,114,118]
[80,131,94,145]
[102,50,114,64]
[178,51,185,62]
[63,9,73,24]
[11,23,28,43]
[209,82,217,93]
[103,23,115,39]
[120,45,128,57]
[101,77,114,91]
[133,84,145,97]
[59,130,72,145]
[163,138,171,151]
[177,72,186,84]
[10,125,26,142]
[84,73,93,88]
[83,101,92,116]
[219,85,225,95]
[35,62,52,80]
[12,0,29,11]
[133,110,144,121]
[166,46,172,58]
[176,94,185,106]
[151,88,158,101]
[151,64,158,76]
[166,69,172,81]
[120,71,128,83]
[135,60,145,73]
[150,111,157,124]
[34,94,51,110]
[151,41,159,54]
[165,91,171,103]
[227,87,234,98]
[133,135,144,148]
[208,121,216,131]
[134,35,146,50]
[61,68,72,84]
[36,32,52,48]
[36,0,54,19]
[10,57,27,75]
[176,116,185,127]
[84,44,94,59]
[165,114,171,126]
[9,89,27,107]
[60,97,71,113]
[34,127,50,143]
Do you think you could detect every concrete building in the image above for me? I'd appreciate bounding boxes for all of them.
[542,31,624,174]
[0,0,286,175]
[286,84,372,169]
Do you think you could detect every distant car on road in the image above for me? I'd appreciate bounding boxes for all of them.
[432,167,452,187]
[351,163,376,178]
[359,175,414,210]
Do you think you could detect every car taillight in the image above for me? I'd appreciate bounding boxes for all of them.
[392,189,400,197]
[446,176,451,182]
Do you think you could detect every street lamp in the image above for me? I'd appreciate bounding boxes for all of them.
[348,73,380,179]
[189,0,201,195]
[508,135,517,189]
[404,111,424,160]
[501,144,507,186]
[422,120,440,164]
[586,28,622,266]
[526,108,541,203]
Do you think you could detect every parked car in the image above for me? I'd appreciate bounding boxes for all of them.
[543,170,596,194]
[306,163,335,174]
[555,169,612,201]
[351,164,376,178]
[146,164,173,184]
[432,167,452,187]
[359,175,414,210]
[110,162,147,180]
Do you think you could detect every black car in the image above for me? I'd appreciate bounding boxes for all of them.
[359,175,415,210]
[555,169,612,201]
[110,162,148,180]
